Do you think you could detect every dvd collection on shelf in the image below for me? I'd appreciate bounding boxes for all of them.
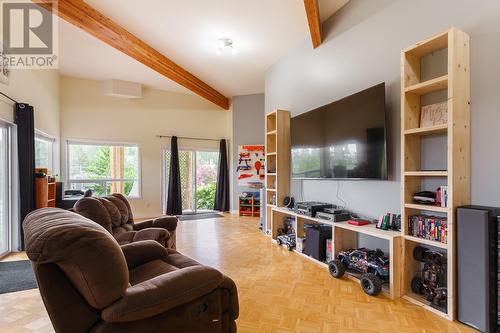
[408,214,448,244]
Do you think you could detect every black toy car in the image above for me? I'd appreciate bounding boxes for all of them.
[411,246,447,308]
[276,233,296,251]
[328,248,390,296]
[276,217,296,251]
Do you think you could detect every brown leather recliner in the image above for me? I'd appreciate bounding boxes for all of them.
[73,193,177,249]
[23,208,239,333]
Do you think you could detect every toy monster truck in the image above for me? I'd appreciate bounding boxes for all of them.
[411,246,447,308]
[328,248,390,296]
[276,233,296,251]
[276,217,296,251]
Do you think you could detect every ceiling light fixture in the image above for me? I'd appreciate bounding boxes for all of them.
[216,38,237,56]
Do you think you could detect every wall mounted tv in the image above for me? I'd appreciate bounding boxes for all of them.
[291,82,387,180]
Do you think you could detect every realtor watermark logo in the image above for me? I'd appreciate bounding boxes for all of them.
[1,0,58,69]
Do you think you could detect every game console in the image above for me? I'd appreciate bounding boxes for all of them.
[294,202,334,217]
[413,191,436,204]
[323,207,345,214]
[316,211,351,222]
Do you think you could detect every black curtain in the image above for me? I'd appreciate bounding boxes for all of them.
[14,103,35,250]
[166,136,182,215]
[214,139,229,212]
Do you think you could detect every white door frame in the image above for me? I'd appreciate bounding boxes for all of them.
[161,147,219,215]
[0,121,12,256]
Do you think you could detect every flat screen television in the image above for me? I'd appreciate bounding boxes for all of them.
[291,83,387,180]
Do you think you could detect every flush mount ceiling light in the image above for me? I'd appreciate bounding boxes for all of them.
[216,38,237,56]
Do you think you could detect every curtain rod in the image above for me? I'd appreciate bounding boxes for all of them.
[0,91,19,104]
[156,135,223,142]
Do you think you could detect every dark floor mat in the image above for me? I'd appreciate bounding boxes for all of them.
[177,213,224,221]
[0,260,37,294]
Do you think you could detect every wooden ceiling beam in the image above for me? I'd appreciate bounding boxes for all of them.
[303,0,322,49]
[33,0,230,110]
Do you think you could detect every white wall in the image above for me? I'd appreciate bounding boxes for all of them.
[266,0,500,218]
[231,94,265,211]
[60,76,232,218]
[0,69,60,173]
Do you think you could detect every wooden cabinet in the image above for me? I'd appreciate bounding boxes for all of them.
[35,175,56,209]
[239,192,260,217]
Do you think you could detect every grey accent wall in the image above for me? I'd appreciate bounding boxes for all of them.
[231,94,265,211]
[266,0,500,219]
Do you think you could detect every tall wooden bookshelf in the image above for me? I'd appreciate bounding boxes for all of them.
[400,27,470,320]
[265,110,290,234]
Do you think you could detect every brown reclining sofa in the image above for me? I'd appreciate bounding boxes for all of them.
[73,193,178,249]
[23,208,238,333]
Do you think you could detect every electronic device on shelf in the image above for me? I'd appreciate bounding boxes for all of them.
[316,211,351,222]
[294,202,333,217]
[347,218,371,226]
[413,191,436,205]
[283,196,295,209]
[323,207,344,214]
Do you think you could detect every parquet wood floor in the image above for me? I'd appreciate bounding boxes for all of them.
[0,214,476,332]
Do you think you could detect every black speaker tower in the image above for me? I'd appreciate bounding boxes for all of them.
[457,205,500,333]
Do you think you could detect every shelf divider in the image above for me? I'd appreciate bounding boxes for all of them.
[405,75,448,95]
[404,171,448,177]
[404,235,448,249]
[404,124,448,136]
[404,203,449,213]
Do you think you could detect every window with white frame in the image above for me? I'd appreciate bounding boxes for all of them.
[0,121,12,255]
[66,140,140,198]
[35,132,55,172]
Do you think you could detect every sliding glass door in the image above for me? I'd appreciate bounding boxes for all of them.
[163,149,219,214]
[0,124,10,256]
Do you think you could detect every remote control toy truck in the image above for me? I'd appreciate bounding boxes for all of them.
[276,233,296,251]
[328,248,389,296]
[276,217,296,251]
[411,246,447,308]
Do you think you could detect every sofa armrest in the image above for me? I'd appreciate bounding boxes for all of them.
[133,216,178,232]
[101,266,223,322]
[132,228,169,246]
[131,219,153,231]
[153,216,178,231]
[120,240,168,269]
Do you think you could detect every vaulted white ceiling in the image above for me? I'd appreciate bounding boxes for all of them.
[58,0,349,97]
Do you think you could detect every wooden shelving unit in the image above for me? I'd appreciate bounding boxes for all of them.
[35,175,56,209]
[271,207,403,299]
[400,27,470,320]
[239,192,261,217]
[264,110,290,233]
